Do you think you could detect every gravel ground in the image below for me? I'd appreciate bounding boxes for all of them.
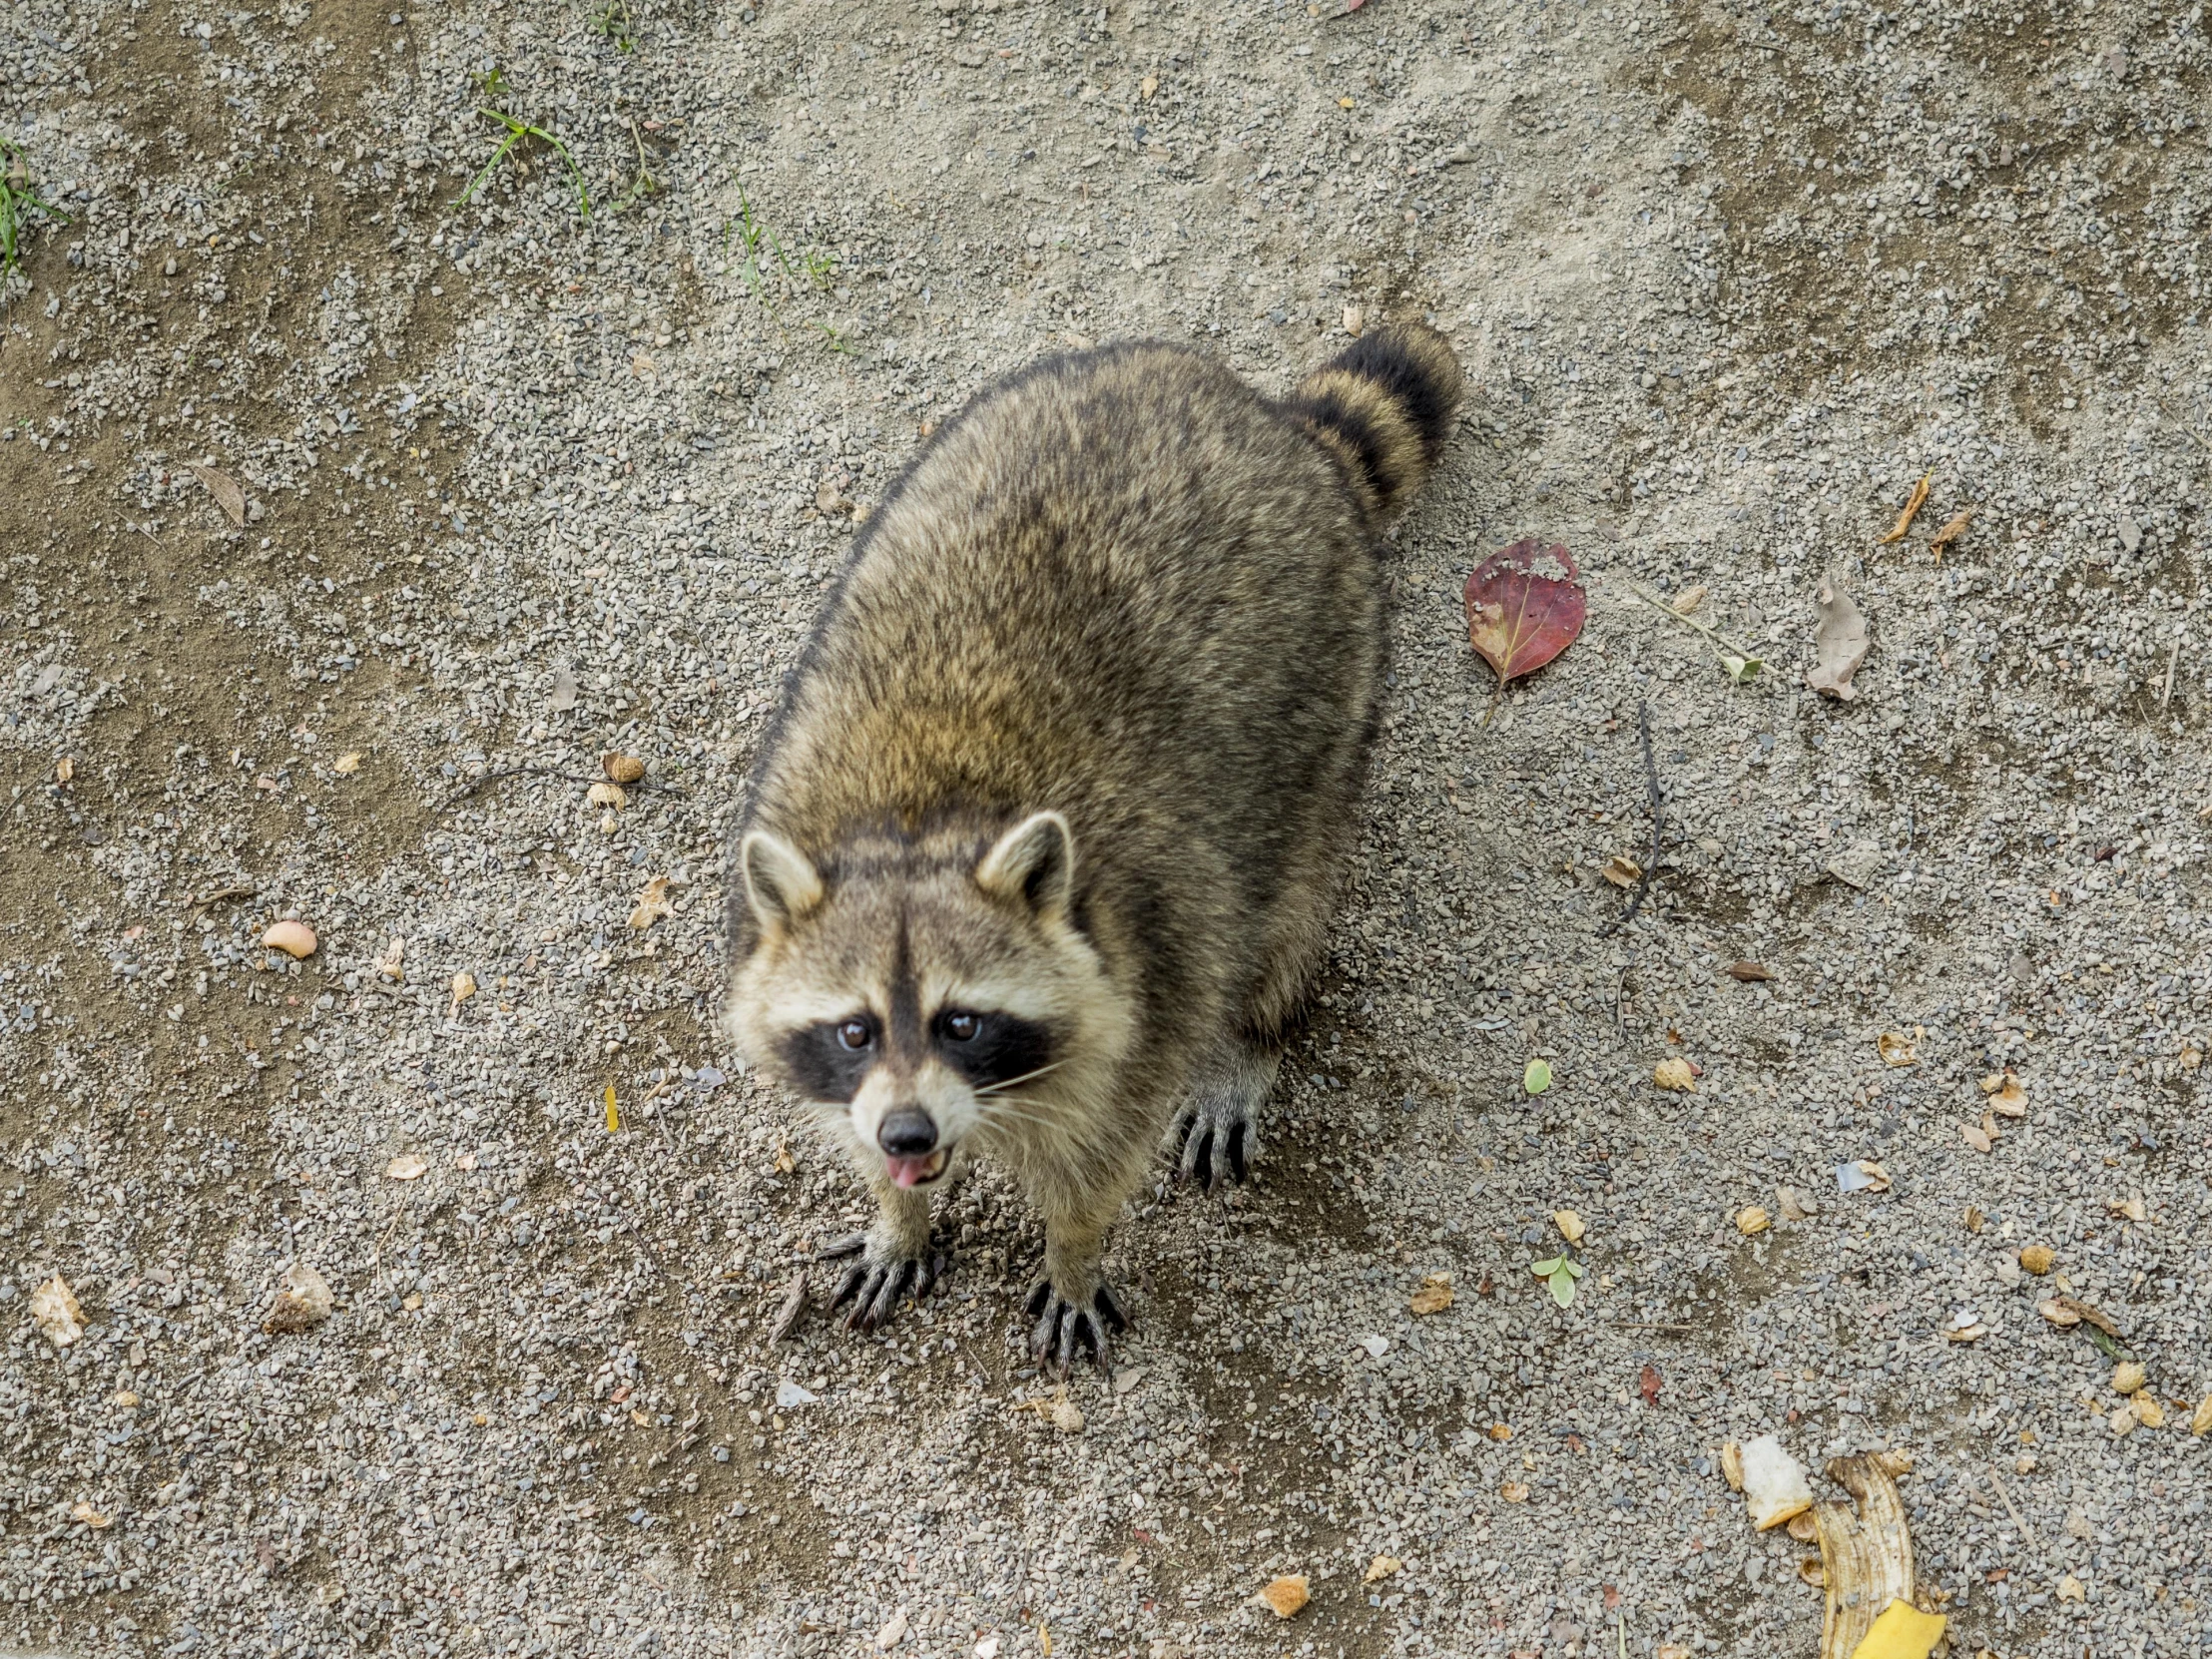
[4,1,2211,1656]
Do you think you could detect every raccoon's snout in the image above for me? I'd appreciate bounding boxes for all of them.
[878,1107,950,1190]
[877,1109,939,1157]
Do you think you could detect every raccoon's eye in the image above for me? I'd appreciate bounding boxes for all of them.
[833,1018,874,1053]
[941,1011,981,1043]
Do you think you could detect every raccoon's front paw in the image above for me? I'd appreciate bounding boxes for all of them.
[820,1233,950,1333]
[1169,1046,1277,1191]
[1025,1277,1129,1374]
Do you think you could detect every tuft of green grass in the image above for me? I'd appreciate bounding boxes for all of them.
[454,98,590,222]
[1,139,71,284]
[592,0,638,53]
[606,120,661,215]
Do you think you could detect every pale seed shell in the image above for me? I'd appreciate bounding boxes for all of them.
[262,919,318,959]
[2111,1361,2146,1396]
[2130,1391,2164,1429]
[2018,1244,2056,1275]
[587,781,627,810]
[2192,1393,2212,1436]
[602,752,646,784]
[384,1153,429,1182]
[450,971,477,1005]
[1719,1440,1745,1491]
[1737,1206,1771,1236]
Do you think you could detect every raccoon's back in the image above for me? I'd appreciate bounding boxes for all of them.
[752,342,1382,875]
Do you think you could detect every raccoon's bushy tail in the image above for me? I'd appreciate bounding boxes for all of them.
[1286,321,1464,521]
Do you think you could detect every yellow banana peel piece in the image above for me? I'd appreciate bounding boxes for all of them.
[1848,1599,1946,1659]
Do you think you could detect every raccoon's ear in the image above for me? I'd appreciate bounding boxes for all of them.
[741,830,825,930]
[975,811,1074,919]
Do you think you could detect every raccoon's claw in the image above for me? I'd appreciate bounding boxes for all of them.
[1026,1279,1128,1374]
[822,1237,949,1334]
[1172,1105,1251,1191]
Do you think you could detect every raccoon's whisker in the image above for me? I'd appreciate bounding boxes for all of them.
[973,1097,1060,1131]
[973,1060,1067,1097]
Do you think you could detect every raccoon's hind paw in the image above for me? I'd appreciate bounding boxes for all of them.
[1026,1278,1128,1375]
[821,1233,951,1334]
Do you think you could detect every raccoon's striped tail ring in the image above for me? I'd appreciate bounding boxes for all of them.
[1286,321,1465,521]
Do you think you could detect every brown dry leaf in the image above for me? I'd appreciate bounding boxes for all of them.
[1670,583,1709,615]
[385,1153,429,1182]
[767,1273,808,1346]
[2109,1192,2148,1224]
[1876,473,1932,544]
[1737,1206,1772,1237]
[1807,578,1872,700]
[1552,1209,1586,1246]
[1945,1323,1987,1344]
[55,756,74,785]
[450,971,477,1007]
[2018,1245,2055,1276]
[1961,1122,1992,1154]
[1408,1274,1454,1317]
[1877,1031,1918,1067]
[2054,1296,2122,1339]
[1499,1480,1531,1503]
[70,1501,112,1529]
[628,873,674,930]
[1979,1068,2029,1117]
[1927,508,1972,557]
[1363,1554,1402,1584]
[29,1277,85,1348]
[1653,1057,1698,1092]
[1259,1575,1310,1619]
[1962,1206,1986,1233]
[1812,1453,1930,1659]
[2037,1299,2082,1329]
[1600,853,1643,888]
[188,462,249,527]
[773,1133,797,1175]
[2130,1391,2164,1430]
[333,751,362,775]
[263,1262,335,1335]
[602,752,647,785]
[1727,959,1776,982]
[1856,1161,1893,1194]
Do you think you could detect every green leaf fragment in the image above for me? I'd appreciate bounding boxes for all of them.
[1546,1264,1578,1307]
[1529,1257,1563,1278]
[1523,1058,1551,1095]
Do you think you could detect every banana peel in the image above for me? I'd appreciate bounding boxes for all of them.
[1815,1454,1945,1659]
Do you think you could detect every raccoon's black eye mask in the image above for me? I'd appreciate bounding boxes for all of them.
[778,1007,1058,1103]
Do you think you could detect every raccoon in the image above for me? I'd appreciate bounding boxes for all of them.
[725,323,1462,1370]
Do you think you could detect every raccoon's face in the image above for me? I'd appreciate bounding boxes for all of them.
[726,813,1123,1188]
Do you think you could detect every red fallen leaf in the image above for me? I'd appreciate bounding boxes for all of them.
[1639,1364,1663,1404]
[1464,539,1586,725]
[1603,1584,1621,1612]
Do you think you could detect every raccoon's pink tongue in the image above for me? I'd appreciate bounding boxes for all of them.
[885,1152,944,1189]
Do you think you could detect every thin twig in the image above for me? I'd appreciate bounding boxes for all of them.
[1599,702,1662,937]
[1986,1465,2046,1561]
[2161,638,2179,709]
[186,882,258,913]
[1611,1321,1693,1334]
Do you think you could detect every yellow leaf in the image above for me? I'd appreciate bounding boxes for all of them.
[1848,1598,1945,1659]
[1736,1206,1771,1236]
[604,1084,620,1133]
[333,751,362,775]
[1408,1273,1453,1316]
[1364,1554,1401,1584]
[1338,96,1355,109]
[1552,1209,1585,1245]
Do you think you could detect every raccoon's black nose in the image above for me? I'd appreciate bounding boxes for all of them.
[877,1109,939,1156]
